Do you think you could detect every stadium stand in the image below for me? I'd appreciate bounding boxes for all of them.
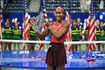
[3,0,25,12]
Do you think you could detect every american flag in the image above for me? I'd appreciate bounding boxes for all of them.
[87,3,96,51]
[65,12,72,51]
[0,12,2,40]
[43,9,48,22]
[23,12,31,50]
[0,10,3,49]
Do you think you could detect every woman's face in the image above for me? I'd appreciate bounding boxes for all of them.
[6,19,10,26]
[96,20,99,25]
[29,18,36,25]
[54,7,64,23]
